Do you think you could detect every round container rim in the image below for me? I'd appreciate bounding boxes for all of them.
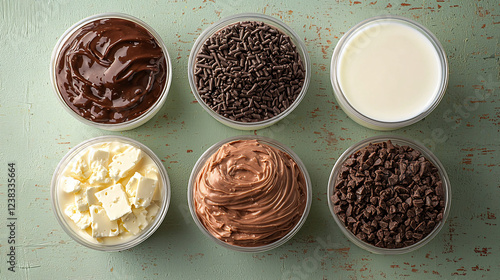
[50,135,171,251]
[50,12,173,131]
[330,15,449,130]
[187,134,312,252]
[327,134,451,254]
[187,13,311,130]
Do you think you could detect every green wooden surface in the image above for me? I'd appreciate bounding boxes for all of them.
[0,0,499,279]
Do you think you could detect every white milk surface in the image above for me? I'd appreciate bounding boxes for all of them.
[337,21,442,122]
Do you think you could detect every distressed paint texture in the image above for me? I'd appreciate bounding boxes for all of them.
[0,0,499,279]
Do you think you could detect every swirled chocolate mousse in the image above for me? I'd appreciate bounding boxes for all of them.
[55,18,167,124]
[194,140,307,247]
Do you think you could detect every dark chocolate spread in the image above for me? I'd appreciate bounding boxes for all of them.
[55,18,167,124]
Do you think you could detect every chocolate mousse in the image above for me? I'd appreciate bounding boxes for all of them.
[193,139,307,247]
[55,17,167,124]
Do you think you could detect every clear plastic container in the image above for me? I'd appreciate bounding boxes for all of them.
[188,13,311,130]
[327,135,451,254]
[51,135,171,251]
[188,135,312,252]
[330,16,449,130]
[50,13,172,131]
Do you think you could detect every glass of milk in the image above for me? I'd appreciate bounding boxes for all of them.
[331,16,448,130]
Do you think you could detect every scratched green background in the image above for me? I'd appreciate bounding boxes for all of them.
[0,0,499,279]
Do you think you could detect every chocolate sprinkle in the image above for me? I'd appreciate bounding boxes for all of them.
[194,21,305,122]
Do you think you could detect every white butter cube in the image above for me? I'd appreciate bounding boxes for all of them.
[146,202,160,222]
[125,172,157,208]
[152,185,161,202]
[65,205,91,230]
[108,146,143,181]
[86,186,102,206]
[117,220,127,234]
[122,208,149,235]
[125,172,142,197]
[133,208,148,228]
[70,158,91,180]
[145,168,161,201]
[145,168,158,180]
[95,184,131,221]
[89,205,119,238]
[135,177,157,208]
[60,176,81,193]
[88,162,110,184]
[75,189,89,212]
[88,148,110,167]
[122,212,140,234]
[111,143,130,154]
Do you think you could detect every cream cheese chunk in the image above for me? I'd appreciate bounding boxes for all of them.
[65,205,91,230]
[88,148,110,166]
[95,184,132,221]
[146,168,162,201]
[122,208,149,235]
[75,188,89,212]
[88,162,110,185]
[109,146,143,181]
[60,176,82,193]
[146,202,160,223]
[125,172,157,208]
[86,186,102,206]
[89,205,119,238]
[70,158,91,180]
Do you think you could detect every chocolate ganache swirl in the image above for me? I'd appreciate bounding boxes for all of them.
[194,140,307,247]
[55,18,167,124]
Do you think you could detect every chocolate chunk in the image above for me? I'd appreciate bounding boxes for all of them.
[412,232,423,240]
[394,185,407,194]
[425,196,432,207]
[415,221,426,232]
[331,193,341,204]
[353,176,365,186]
[346,204,353,217]
[357,232,368,241]
[413,199,424,208]
[395,233,403,244]
[347,217,356,224]
[368,233,376,241]
[419,161,430,177]
[340,167,349,179]
[379,220,388,229]
[338,213,346,223]
[361,223,372,234]
[436,213,443,222]
[355,186,366,195]
[427,221,436,229]
[388,174,399,186]
[389,221,399,231]
[345,158,356,167]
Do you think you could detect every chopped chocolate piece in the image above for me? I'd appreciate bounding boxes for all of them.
[387,174,399,186]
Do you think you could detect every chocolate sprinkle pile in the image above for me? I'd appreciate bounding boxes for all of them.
[331,140,446,249]
[194,21,306,122]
